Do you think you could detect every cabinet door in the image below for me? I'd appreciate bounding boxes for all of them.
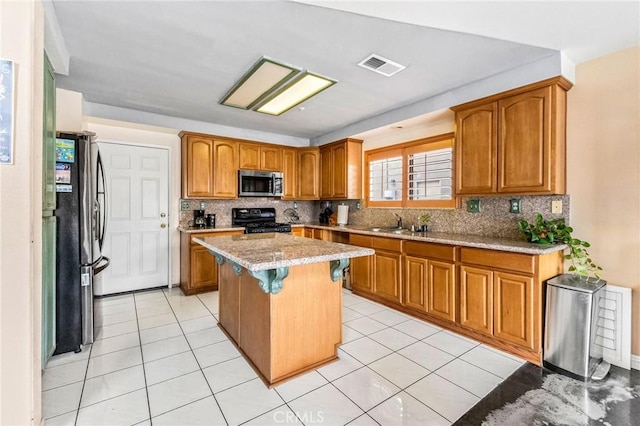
[213,140,238,198]
[498,86,552,193]
[297,148,320,199]
[493,271,535,350]
[43,54,56,211]
[373,251,402,304]
[319,146,333,198]
[303,228,313,239]
[239,143,261,170]
[455,103,497,195]
[350,254,372,293]
[428,260,455,321]
[459,265,493,335]
[191,244,218,289]
[261,145,282,171]
[184,136,214,198]
[331,144,347,198]
[282,148,297,199]
[404,255,428,312]
[291,227,304,237]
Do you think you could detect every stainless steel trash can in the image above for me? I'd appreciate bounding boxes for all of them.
[544,274,608,380]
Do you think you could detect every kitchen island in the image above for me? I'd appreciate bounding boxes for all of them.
[193,233,374,387]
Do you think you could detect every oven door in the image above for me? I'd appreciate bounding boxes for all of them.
[238,170,276,196]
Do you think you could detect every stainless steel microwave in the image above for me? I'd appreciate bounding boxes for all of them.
[238,170,284,197]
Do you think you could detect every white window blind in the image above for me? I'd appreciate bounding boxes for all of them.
[407,147,453,201]
[369,156,402,201]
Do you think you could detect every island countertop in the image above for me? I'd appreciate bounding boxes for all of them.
[194,233,375,272]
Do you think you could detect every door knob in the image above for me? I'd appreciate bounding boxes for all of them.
[160,223,167,228]
[160,212,166,218]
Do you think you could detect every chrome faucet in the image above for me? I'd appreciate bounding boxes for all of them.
[394,213,402,229]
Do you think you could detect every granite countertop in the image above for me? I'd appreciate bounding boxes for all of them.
[178,225,244,234]
[193,233,375,271]
[300,223,567,255]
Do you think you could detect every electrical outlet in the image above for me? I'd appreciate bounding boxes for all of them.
[467,199,481,213]
[551,200,563,214]
[180,201,191,211]
[509,198,522,214]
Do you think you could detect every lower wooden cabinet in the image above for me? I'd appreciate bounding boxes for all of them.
[348,234,373,293]
[493,271,536,350]
[459,265,494,335]
[372,237,403,304]
[291,227,304,237]
[180,231,243,295]
[403,241,456,321]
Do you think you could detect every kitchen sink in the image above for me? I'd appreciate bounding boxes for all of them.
[366,227,410,234]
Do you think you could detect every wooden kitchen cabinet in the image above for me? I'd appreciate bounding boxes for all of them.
[459,247,561,357]
[297,148,320,200]
[282,148,297,199]
[212,139,239,198]
[459,265,494,335]
[239,142,282,171]
[180,231,243,295]
[452,77,571,196]
[403,241,456,321]
[349,234,373,293]
[181,133,215,198]
[372,237,403,304]
[291,227,304,237]
[320,138,363,199]
[181,132,239,199]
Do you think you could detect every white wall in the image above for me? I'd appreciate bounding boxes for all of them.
[0,1,44,424]
[567,46,640,355]
[56,88,83,132]
[85,118,182,285]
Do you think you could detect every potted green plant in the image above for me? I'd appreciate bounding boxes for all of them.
[518,213,602,279]
[419,213,431,232]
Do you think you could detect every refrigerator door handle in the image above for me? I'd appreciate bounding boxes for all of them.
[96,152,108,251]
[93,256,110,276]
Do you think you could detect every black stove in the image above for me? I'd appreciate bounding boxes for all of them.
[232,208,292,234]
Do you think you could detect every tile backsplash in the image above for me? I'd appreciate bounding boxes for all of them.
[180,195,569,240]
[323,195,570,240]
[179,198,317,227]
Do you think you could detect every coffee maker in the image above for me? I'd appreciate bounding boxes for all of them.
[193,209,206,228]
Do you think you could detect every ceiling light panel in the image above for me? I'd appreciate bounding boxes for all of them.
[220,58,300,109]
[256,72,336,116]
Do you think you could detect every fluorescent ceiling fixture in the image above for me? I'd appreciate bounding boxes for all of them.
[256,72,336,116]
[220,58,299,109]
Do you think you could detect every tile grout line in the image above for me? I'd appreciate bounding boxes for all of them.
[133,291,154,425]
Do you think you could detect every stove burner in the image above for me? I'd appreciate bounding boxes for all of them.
[232,208,292,234]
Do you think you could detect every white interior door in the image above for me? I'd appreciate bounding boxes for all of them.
[95,142,169,295]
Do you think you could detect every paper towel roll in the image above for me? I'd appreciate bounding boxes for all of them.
[337,205,349,225]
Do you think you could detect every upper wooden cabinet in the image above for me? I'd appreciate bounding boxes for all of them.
[239,142,282,171]
[452,77,571,196]
[297,148,320,200]
[181,132,238,199]
[282,148,297,199]
[320,138,363,200]
[182,133,215,198]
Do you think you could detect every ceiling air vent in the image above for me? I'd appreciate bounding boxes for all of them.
[357,54,406,77]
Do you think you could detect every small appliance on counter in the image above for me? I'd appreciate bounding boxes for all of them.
[193,209,206,227]
[206,213,216,227]
[319,201,333,224]
[232,207,292,234]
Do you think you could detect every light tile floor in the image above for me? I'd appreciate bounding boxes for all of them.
[43,288,525,425]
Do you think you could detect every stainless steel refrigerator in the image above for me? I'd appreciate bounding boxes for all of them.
[54,131,109,354]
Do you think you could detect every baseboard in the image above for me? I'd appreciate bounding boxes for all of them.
[632,354,640,370]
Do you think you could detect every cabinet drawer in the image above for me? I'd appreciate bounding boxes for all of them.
[372,236,402,252]
[350,234,372,248]
[404,241,456,261]
[460,247,534,274]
